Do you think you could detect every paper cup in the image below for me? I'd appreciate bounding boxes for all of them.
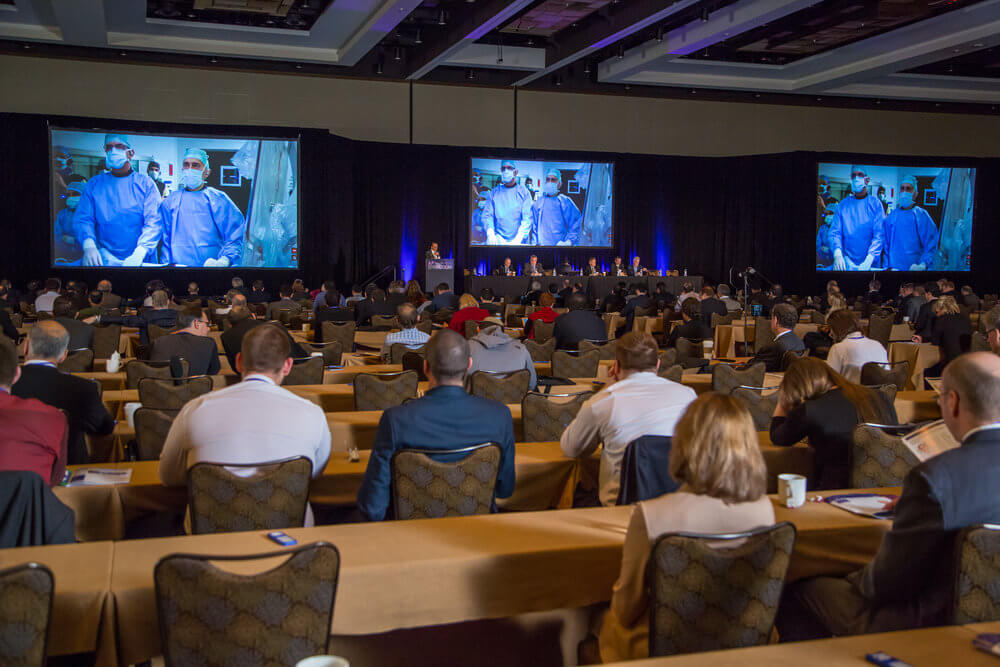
[703,340,714,360]
[295,657,349,667]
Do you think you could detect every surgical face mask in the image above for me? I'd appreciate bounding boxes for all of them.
[898,191,915,207]
[501,168,515,184]
[56,157,70,169]
[66,196,80,209]
[824,214,834,224]
[852,176,867,193]
[477,199,486,210]
[878,192,886,202]
[180,168,204,189]
[149,170,161,182]
[105,148,129,170]
[543,182,559,196]
[472,175,481,184]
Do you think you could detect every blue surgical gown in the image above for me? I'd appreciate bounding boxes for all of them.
[884,206,939,270]
[160,186,246,266]
[828,194,885,267]
[816,223,834,266]
[55,207,76,239]
[73,171,163,262]
[482,184,532,242]
[531,194,582,246]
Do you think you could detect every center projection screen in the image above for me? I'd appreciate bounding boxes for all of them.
[816,162,976,272]
[51,127,299,269]
[470,158,613,247]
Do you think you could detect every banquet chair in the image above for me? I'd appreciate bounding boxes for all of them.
[401,352,428,381]
[850,423,921,488]
[283,356,325,385]
[125,359,190,390]
[647,522,796,657]
[430,308,455,324]
[187,457,313,534]
[0,562,54,667]
[90,323,121,359]
[415,320,434,335]
[657,364,684,383]
[533,320,555,344]
[137,376,214,411]
[953,525,1000,624]
[579,339,617,360]
[659,348,678,369]
[730,386,780,431]
[371,314,397,330]
[469,369,531,404]
[616,436,679,505]
[463,319,486,339]
[674,338,707,369]
[322,320,355,353]
[58,348,94,372]
[521,391,593,442]
[154,542,339,667]
[865,383,899,419]
[148,323,173,342]
[301,340,343,366]
[354,370,419,411]
[551,349,599,378]
[506,313,524,328]
[860,360,910,391]
[711,362,765,394]
[524,338,555,363]
[390,342,426,364]
[810,310,826,325]
[390,443,501,520]
[753,316,775,352]
[132,408,179,460]
[868,310,895,349]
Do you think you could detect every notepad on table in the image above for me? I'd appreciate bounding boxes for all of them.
[67,468,133,486]
[824,493,897,520]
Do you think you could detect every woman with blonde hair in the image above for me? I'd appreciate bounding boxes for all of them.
[598,393,775,662]
[918,295,972,377]
[771,357,896,490]
[447,293,489,334]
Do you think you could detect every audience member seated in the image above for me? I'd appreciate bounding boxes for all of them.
[825,309,888,384]
[620,284,651,333]
[984,306,1000,355]
[96,279,122,309]
[744,303,805,372]
[554,293,606,350]
[448,293,490,334]
[0,306,18,342]
[698,285,728,321]
[0,336,67,485]
[405,280,428,309]
[159,324,331,526]
[312,280,339,314]
[597,393,774,662]
[469,325,537,390]
[746,285,772,317]
[771,357,895,491]
[266,283,304,321]
[98,289,177,346]
[356,329,516,521]
[427,282,460,314]
[961,285,981,311]
[674,282,699,310]
[916,296,972,377]
[778,353,1000,639]
[149,304,220,376]
[525,292,559,339]
[386,280,407,308]
[221,305,305,371]
[344,284,365,305]
[34,278,62,314]
[313,289,352,342]
[560,332,697,505]
[49,296,93,351]
[603,285,627,314]
[521,280,544,307]
[12,321,113,465]
[913,281,939,340]
[718,284,741,312]
[651,282,674,313]
[478,288,503,316]
[247,279,271,304]
[75,289,105,320]
[381,303,430,360]
[354,286,396,326]
[665,297,712,348]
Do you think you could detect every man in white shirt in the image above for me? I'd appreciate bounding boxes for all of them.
[825,309,887,384]
[717,284,741,312]
[159,323,331,525]
[561,332,697,505]
[34,278,62,314]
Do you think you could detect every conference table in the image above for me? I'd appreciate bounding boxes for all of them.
[466,275,703,301]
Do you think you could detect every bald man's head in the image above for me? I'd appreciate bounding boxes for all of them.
[425,329,470,384]
[27,320,70,362]
[942,352,1000,428]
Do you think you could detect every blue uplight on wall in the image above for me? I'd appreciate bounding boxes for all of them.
[477,260,488,276]
[399,210,418,282]
[654,212,672,275]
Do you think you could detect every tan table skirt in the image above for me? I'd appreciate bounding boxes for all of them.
[889,342,941,390]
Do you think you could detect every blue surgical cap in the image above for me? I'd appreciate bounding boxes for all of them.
[545,168,561,181]
[54,145,72,157]
[850,165,867,176]
[104,134,131,149]
[67,180,86,194]
[900,174,919,194]
[183,148,210,170]
[500,160,516,170]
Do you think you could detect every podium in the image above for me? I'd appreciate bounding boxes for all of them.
[426,258,454,292]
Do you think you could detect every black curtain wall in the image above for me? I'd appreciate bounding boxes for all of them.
[2,112,997,298]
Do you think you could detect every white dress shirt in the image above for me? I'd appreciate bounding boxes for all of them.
[560,371,697,505]
[826,334,888,384]
[159,374,331,525]
[34,291,61,313]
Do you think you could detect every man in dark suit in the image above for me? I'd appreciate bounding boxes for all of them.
[356,329,515,521]
[914,282,939,340]
[266,284,303,321]
[149,305,220,376]
[386,281,408,309]
[666,297,713,348]
[698,286,728,322]
[355,287,396,326]
[619,284,651,335]
[313,291,353,343]
[96,280,122,310]
[779,352,1000,639]
[96,289,177,346]
[743,303,805,372]
[221,306,305,371]
[12,321,114,465]
[428,283,460,313]
[627,256,645,277]
[248,280,271,305]
[582,257,602,276]
[493,257,517,276]
[610,257,627,277]
[521,280,543,307]
[51,297,93,351]
[479,288,503,317]
[554,293,607,350]
[425,242,441,260]
[523,255,544,277]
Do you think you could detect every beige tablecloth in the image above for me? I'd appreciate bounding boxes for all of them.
[889,342,941,390]
[714,323,820,359]
[894,390,940,423]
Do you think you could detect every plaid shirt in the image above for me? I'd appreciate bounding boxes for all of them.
[381,327,431,358]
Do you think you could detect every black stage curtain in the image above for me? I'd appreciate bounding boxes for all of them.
[2,112,997,299]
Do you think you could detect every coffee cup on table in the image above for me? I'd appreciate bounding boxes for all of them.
[778,473,807,509]
[296,657,349,667]
[703,340,714,360]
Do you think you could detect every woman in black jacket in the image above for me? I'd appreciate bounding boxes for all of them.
[917,296,972,378]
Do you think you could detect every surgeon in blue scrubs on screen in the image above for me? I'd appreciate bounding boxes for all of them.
[829,165,885,271]
[531,168,582,246]
[160,148,246,267]
[482,160,533,245]
[74,134,163,267]
[884,174,939,271]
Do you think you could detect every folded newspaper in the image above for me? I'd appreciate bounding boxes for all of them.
[901,419,960,462]
[66,468,133,486]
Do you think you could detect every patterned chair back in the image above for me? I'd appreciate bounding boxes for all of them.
[430,308,455,324]
[658,364,684,383]
[710,312,726,329]
[868,311,894,349]
[533,319,555,344]
[148,323,174,341]
[552,349,600,378]
[91,323,121,359]
[469,369,531,404]
[675,338,704,367]
[353,370,419,411]
[524,338,555,363]
[187,457,314,534]
[954,525,1000,624]
[463,319,485,339]
[0,563,53,667]
[731,386,780,431]
[154,542,339,666]
[301,340,343,366]
[415,320,434,335]
[711,363,765,394]
[390,342,426,364]
[860,360,909,391]
[322,320,355,353]
[58,348,94,372]
[647,522,797,657]
[390,443,501,520]
[138,376,214,410]
[659,348,678,368]
[125,359,190,390]
[753,316,775,350]
[865,384,899,417]
[283,357,325,385]
[850,423,920,488]
[579,339,617,360]
[371,314,397,330]
[133,408,180,460]
[521,391,594,442]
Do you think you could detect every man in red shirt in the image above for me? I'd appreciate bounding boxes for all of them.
[526,292,559,339]
[0,336,67,485]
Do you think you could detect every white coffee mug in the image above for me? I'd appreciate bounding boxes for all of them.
[703,339,714,360]
[295,657,349,667]
[124,402,142,429]
[778,473,807,509]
